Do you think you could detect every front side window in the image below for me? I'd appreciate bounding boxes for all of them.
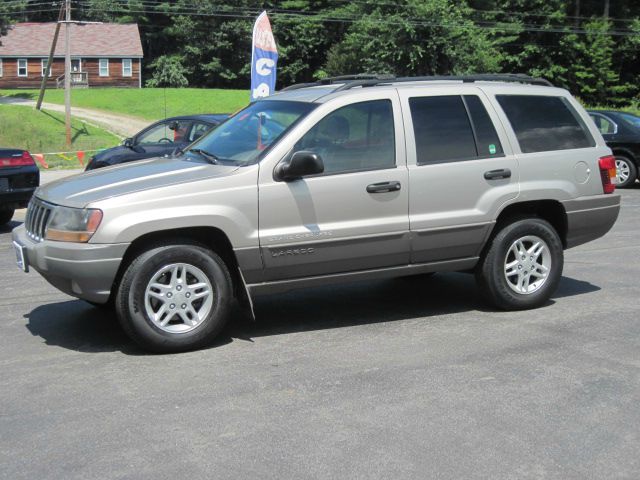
[122,59,132,77]
[497,95,595,153]
[99,59,109,77]
[186,100,316,165]
[41,59,52,77]
[137,120,191,145]
[294,100,395,175]
[17,59,27,77]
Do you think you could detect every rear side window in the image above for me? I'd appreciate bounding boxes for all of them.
[496,95,595,153]
[409,95,503,165]
[464,95,503,157]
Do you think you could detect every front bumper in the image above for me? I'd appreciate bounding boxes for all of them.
[12,225,129,303]
[562,194,621,248]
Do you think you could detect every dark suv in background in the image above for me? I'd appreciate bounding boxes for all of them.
[85,114,228,170]
[588,110,640,188]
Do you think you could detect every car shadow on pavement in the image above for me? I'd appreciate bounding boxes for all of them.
[0,220,21,234]
[23,273,600,354]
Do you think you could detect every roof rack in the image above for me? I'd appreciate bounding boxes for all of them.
[281,73,553,92]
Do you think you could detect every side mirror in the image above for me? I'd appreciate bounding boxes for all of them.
[122,137,134,147]
[275,151,324,181]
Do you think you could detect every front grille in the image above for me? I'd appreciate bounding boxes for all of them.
[25,198,54,242]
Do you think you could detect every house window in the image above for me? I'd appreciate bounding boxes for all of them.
[122,58,132,77]
[99,58,109,77]
[17,59,28,77]
[41,59,52,77]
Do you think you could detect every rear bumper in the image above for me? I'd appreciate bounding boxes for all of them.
[562,194,621,248]
[0,188,37,210]
[12,225,129,303]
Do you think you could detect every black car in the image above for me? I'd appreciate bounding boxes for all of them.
[85,114,228,170]
[588,110,640,188]
[0,149,40,226]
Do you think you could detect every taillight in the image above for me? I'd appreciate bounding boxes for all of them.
[0,151,36,168]
[598,155,616,194]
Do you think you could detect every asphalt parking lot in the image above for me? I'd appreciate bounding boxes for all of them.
[1,186,639,480]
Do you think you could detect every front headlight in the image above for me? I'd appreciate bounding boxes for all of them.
[46,206,103,243]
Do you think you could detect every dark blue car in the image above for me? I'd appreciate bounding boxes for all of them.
[85,114,228,170]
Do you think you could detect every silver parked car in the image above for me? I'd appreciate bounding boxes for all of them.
[13,74,621,353]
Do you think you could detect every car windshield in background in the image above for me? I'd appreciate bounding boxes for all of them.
[616,112,640,130]
[186,100,316,165]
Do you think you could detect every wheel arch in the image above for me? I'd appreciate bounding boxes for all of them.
[611,147,638,166]
[489,200,568,249]
[111,226,253,316]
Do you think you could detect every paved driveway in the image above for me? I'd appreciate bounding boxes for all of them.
[1,188,639,479]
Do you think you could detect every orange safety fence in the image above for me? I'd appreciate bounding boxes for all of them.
[32,149,104,169]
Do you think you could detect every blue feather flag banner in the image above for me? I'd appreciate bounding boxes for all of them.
[250,11,278,102]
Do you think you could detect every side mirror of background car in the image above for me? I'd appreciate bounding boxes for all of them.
[122,137,134,147]
[275,151,324,181]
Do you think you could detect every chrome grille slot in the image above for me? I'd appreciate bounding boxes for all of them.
[25,198,54,242]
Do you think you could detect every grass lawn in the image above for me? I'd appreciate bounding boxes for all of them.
[0,88,250,121]
[0,105,120,168]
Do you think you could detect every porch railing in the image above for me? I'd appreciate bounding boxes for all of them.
[56,72,89,88]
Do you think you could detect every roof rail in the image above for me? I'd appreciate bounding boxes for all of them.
[281,73,553,92]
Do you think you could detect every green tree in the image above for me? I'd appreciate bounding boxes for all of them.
[145,55,189,87]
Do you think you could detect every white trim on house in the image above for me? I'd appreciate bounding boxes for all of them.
[17,58,28,77]
[122,58,132,77]
[41,58,52,77]
[0,58,3,77]
[99,58,109,77]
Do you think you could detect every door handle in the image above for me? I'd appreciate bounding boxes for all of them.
[366,181,401,193]
[484,168,511,180]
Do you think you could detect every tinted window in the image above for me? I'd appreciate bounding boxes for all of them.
[464,95,503,157]
[497,95,595,153]
[409,96,477,164]
[295,100,395,174]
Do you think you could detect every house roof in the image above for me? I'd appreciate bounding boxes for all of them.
[0,22,143,58]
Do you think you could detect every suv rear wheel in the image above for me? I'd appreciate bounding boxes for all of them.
[115,242,233,353]
[476,218,563,310]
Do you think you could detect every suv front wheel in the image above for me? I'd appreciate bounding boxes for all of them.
[476,218,563,310]
[115,242,233,353]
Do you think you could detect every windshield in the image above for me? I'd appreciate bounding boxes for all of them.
[616,112,640,130]
[185,100,316,165]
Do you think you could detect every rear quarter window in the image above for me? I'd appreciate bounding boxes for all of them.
[496,95,595,153]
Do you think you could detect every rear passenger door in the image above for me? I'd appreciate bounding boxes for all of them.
[399,87,519,264]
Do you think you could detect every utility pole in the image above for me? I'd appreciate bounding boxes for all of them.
[36,3,65,110]
[604,0,610,18]
[64,0,72,147]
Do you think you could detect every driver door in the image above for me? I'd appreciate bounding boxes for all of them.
[258,94,410,281]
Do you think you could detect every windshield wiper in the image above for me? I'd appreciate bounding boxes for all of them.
[189,148,219,164]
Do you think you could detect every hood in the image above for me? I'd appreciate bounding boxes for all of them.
[36,156,239,208]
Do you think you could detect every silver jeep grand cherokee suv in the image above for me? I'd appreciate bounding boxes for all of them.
[12,75,621,353]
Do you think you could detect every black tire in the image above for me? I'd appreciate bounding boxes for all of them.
[0,209,15,226]
[476,218,563,310]
[615,155,637,188]
[115,241,233,353]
